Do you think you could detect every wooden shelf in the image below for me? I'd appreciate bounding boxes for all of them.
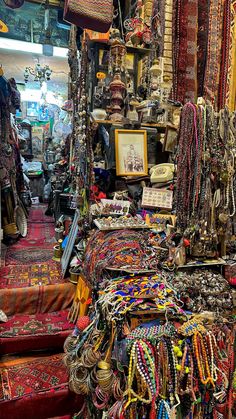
[89,40,151,55]
[177,258,226,269]
[94,120,167,130]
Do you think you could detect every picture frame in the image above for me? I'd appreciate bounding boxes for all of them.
[141,187,173,210]
[32,126,44,161]
[163,124,178,153]
[26,101,38,117]
[126,53,135,70]
[115,129,148,176]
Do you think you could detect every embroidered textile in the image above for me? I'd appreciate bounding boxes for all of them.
[0,354,67,401]
[218,0,231,109]
[0,263,62,288]
[5,247,54,265]
[0,310,73,338]
[172,0,198,104]
[197,0,210,96]
[226,0,236,111]
[203,0,224,108]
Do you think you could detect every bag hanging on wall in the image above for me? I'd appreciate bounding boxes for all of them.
[63,0,113,33]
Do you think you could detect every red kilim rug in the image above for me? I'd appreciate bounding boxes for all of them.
[0,263,63,289]
[29,205,54,224]
[0,311,73,338]
[0,310,74,355]
[0,354,67,402]
[11,223,56,249]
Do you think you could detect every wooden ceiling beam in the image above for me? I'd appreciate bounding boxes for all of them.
[25,0,62,8]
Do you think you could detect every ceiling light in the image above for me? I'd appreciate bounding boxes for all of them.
[24,59,52,86]
[0,38,68,58]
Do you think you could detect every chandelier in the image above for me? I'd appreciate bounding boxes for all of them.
[24,60,52,86]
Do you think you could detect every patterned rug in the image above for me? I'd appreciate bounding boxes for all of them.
[29,205,54,224]
[5,247,54,266]
[0,263,63,289]
[0,354,68,402]
[0,311,73,338]
[0,282,75,316]
[0,204,74,317]
[11,223,56,249]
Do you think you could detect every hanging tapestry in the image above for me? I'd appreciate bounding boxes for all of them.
[218,0,231,109]
[172,0,198,104]
[226,0,236,111]
[203,0,224,108]
[197,0,210,97]
[163,0,173,80]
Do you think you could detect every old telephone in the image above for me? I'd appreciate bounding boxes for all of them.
[150,163,175,183]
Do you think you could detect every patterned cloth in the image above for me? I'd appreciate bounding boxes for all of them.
[197,0,210,96]
[226,1,236,111]
[0,354,68,402]
[218,0,231,109]
[0,263,63,288]
[0,310,73,338]
[0,282,75,316]
[172,0,198,104]
[28,205,55,224]
[203,0,224,107]
[5,247,54,266]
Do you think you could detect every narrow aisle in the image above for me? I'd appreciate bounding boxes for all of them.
[0,205,81,419]
[0,205,74,316]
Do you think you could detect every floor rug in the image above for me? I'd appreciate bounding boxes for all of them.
[11,223,56,249]
[29,205,55,224]
[0,310,74,355]
[0,310,72,338]
[0,263,63,289]
[0,354,67,401]
[0,388,82,419]
[5,247,54,265]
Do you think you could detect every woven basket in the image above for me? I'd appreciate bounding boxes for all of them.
[64,0,113,33]
[14,205,27,238]
[3,223,18,236]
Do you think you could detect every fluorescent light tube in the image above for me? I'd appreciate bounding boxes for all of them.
[0,37,68,58]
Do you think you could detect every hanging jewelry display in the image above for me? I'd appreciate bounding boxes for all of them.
[68,25,79,174]
[68,31,95,217]
[175,102,236,258]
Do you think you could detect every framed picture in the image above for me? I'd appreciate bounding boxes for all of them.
[163,124,178,153]
[126,53,135,70]
[26,101,38,117]
[141,187,173,210]
[38,106,49,121]
[32,126,44,160]
[115,129,148,176]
